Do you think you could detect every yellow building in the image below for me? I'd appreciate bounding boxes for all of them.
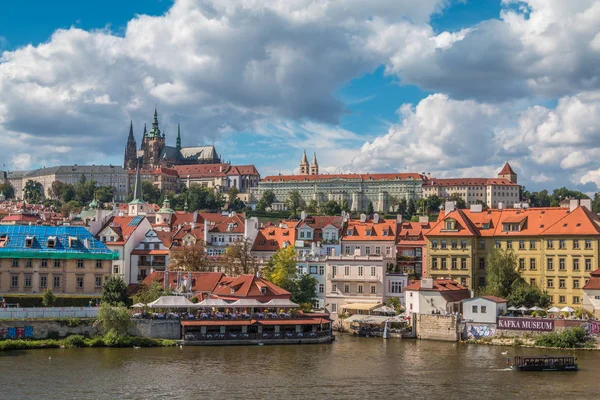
[425,200,600,308]
[0,226,116,296]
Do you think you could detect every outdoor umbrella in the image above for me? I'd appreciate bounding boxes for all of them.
[517,306,529,312]
[560,306,575,313]
[373,305,395,314]
[131,303,146,308]
[507,306,518,311]
[529,306,543,311]
[547,307,561,313]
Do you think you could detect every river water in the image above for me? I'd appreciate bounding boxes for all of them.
[1,335,598,399]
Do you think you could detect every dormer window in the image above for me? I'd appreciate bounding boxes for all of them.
[443,219,457,231]
[347,229,354,235]
[68,236,78,248]
[47,237,56,248]
[482,223,490,230]
[382,229,389,236]
[25,236,34,248]
[230,288,235,294]
[261,287,267,295]
[366,229,372,236]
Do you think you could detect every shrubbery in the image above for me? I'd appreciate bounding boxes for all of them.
[0,334,176,351]
[534,327,593,348]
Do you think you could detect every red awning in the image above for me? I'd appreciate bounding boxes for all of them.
[181,320,258,327]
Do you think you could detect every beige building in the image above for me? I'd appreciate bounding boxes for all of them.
[0,226,115,296]
[127,167,180,194]
[175,163,260,202]
[422,162,520,208]
[6,171,28,200]
[20,165,129,202]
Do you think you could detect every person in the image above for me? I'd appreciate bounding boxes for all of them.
[506,357,510,368]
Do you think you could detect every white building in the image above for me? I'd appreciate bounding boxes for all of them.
[130,229,172,283]
[462,296,508,324]
[404,278,471,318]
[583,268,600,318]
[296,255,327,309]
[384,273,409,306]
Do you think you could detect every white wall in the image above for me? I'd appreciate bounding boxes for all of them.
[463,298,505,324]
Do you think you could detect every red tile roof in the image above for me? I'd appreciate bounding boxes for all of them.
[98,216,144,245]
[261,173,425,183]
[423,177,518,187]
[211,274,291,299]
[404,279,471,302]
[343,218,397,241]
[252,223,296,251]
[583,268,600,290]
[143,271,225,294]
[498,162,516,175]
[479,295,508,303]
[397,221,430,245]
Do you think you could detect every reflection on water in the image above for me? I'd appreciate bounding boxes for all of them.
[1,335,598,399]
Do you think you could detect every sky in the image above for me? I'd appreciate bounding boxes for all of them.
[1,0,600,193]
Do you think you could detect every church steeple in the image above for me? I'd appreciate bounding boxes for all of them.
[124,120,138,170]
[143,123,147,138]
[132,158,143,202]
[128,157,147,216]
[310,152,319,175]
[176,123,181,150]
[149,106,161,138]
[300,150,309,175]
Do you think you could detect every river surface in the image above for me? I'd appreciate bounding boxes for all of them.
[1,335,599,399]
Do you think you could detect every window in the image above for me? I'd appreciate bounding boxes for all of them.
[481,306,487,314]
[573,258,580,271]
[478,277,486,287]
[319,266,325,275]
[479,258,485,270]
[559,279,566,288]
[390,281,402,293]
[472,305,478,313]
[573,240,580,249]
[376,247,382,255]
[559,258,565,271]
[77,276,84,289]
[530,240,536,250]
[573,296,580,304]
[530,278,536,286]
[344,284,350,293]
[547,258,553,270]
[11,275,18,288]
[461,240,467,249]
[585,239,592,249]
[559,240,566,249]
[441,240,447,249]
[495,240,501,249]
[461,258,467,270]
[370,267,376,277]
[445,221,455,230]
[96,260,103,269]
[95,276,103,288]
[519,240,525,250]
[519,258,525,270]
[370,285,376,294]
[113,265,119,274]
[76,259,84,269]
[358,266,363,276]
[559,296,565,304]
[441,258,447,270]
[54,260,61,268]
[332,284,337,293]
[11,259,19,268]
[331,303,337,313]
[432,258,438,270]
[547,240,553,249]
[451,257,457,270]
[585,258,592,271]
[432,240,438,249]
[506,240,513,249]
[451,240,457,249]
[358,285,363,293]
[478,240,485,250]
[529,258,536,270]
[41,259,48,268]
[460,277,467,286]
[25,259,32,268]
[547,278,553,288]
[40,276,47,288]
[365,246,371,255]
[345,246,351,255]
[344,266,350,276]
[53,276,61,288]
[386,246,392,256]
[573,279,580,289]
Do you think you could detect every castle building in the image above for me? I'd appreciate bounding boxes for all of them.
[124,108,221,170]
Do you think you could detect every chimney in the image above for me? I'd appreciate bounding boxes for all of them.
[581,199,592,211]
[360,213,367,223]
[421,278,433,289]
[498,202,504,210]
[444,201,455,215]
[300,210,307,220]
[331,248,336,256]
[570,199,580,212]
[470,204,483,213]
[373,213,379,224]
[418,216,429,224]
[396,214,402,224]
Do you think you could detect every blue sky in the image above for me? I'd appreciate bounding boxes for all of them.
[1,0,599,193]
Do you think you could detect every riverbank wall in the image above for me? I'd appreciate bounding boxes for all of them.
[130,320,180,340]
[0,319,96,339]
[463,318,600,340]
[416,314,460,341]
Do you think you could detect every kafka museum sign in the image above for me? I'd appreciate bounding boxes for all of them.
[497,317,554,331]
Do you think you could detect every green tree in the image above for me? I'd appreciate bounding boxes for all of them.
[385,297,403,314]
[508,284,552,308]
[226,187,245,211]
[141,181,161,204]
[482,248,522,298]
[305,199,319,214]
[263,246,316,307]
[132,282,170,305]
[447,193,467,209]
[95,186,115,203]
[593,193,600,213]
[48,181,66,200]
[223,238,258,275]
[286,190,304,215]
[60,200,81,217]
[397,198,407,217]
[169,242,213,272]
[406,198,416,219]
[366,201,374,215]
[61,183,76,203]
[102,275,129,306]
[0,183,15,199]
[96,303,131,335]
[320,200,342,216]
[75,175,96,205]
[42,288,56,306]
[425,195,442,213]
[340,199,350,212]
[294,273,318,307]
[24,180,44,203]
[257,190,276,211]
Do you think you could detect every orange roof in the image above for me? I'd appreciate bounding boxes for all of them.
[211,274,291,299]
[423,177,518,187]
[498,162,516,175]
[181,320,258,326]
[583,268,600,290]
[479,295,508,303]
[426,206,600,237]
[252,223,296,251]
[343,218,396,241]
[397,221,429,245]
[131,249,169,256]
[97,216,145,244]
[404,279,471,302]
[261,173,425,183]
[143,271,225,294]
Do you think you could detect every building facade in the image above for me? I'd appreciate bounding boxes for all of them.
[0,226,115,296]
[175,163,260,201]
[425,199,600,309]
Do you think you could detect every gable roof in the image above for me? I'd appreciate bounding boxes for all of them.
[404,279,471,302]
[252,223,296,251]
[143,271,224,294]
[342,218,397,241]
[423,177,518,187]
[211,274,291,299]
[98,216,145,245]
[498,162,516,175]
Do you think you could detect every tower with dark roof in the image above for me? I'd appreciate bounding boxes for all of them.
[498,162,517,184]
[140,107,166,168]
[300,150,309,175]
[310,152,319,175]
[124,121,138,170]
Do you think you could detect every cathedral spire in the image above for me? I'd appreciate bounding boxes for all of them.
[132,158,143,202]
[176,123,181,150]
[149,106,161,138]
[124,121,138,170]
[128,121,134,138]
[143,123,147,138]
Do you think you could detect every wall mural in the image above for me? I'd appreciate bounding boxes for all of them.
[0,326,34,339]
[465,324,496,339]
[581,321,600,335]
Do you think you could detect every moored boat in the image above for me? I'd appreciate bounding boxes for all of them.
[513,356,578,372]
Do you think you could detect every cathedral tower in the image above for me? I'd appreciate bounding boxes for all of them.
[300,150,309,175]
[124,121,138,170]
[141,107,166,168]
[498,162,517,184]
[310,152,319,175]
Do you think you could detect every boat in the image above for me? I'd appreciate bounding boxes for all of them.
[512,356,578,372]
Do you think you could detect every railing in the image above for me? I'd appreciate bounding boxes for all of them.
[184,331,330,341]
[0,307,99,319]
